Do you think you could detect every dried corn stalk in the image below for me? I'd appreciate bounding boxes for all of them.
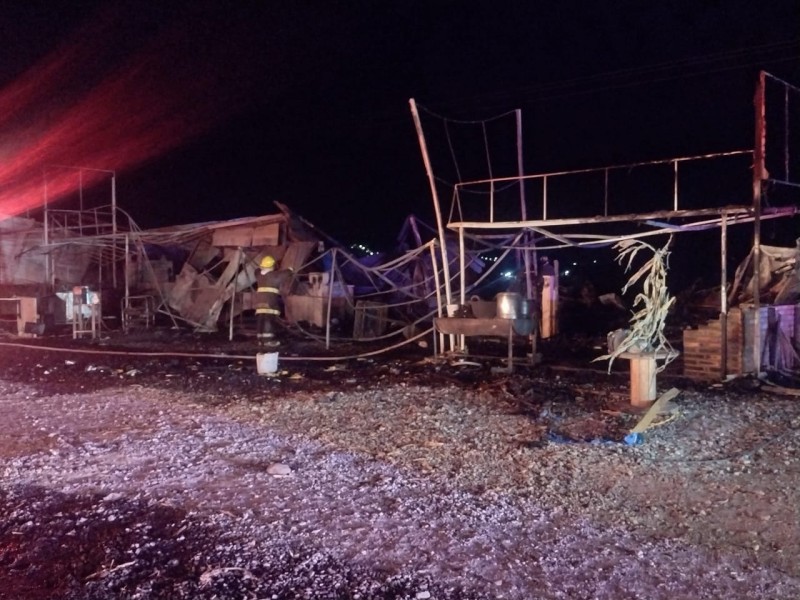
[597,236,677,373]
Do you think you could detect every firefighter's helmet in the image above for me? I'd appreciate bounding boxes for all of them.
[259,255,276,269]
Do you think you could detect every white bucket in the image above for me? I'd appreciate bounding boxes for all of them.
[256,352,279,375]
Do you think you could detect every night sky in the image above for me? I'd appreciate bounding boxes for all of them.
[1,1,798,250]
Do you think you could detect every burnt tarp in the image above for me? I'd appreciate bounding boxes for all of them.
[729,241,800,305]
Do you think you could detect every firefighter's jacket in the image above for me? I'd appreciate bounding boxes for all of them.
[255,269,293,316]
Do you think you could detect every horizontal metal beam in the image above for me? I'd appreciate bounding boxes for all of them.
[454,149,753,190]
[448,205,766,230]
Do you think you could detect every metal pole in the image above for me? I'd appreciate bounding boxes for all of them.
[482,121,495,223]
[673,160,679,211]
[603,168,609,217]
[325,248,336,350]
[458,226,466,351]
[459,227,466,306]
[490,181,495,222]
[43,171,51,288]
[229,248,240,342]
[720,212,728,380]
[409,99,453,311]
[786,86,790,182]
[752,70,766,375]
[124,233,130,308]
[516,109,533,303]
[542,176,548,220]
[111,174,118,289]
[430,241,445,354]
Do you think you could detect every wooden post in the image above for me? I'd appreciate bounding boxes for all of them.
[541,274,558,339]
[630,354,657,407]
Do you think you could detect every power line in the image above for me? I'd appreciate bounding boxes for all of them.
[426,38,800,114]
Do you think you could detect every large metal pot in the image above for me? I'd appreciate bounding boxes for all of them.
[496,292,521,319]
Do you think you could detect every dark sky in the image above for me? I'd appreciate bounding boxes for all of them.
[1,1,798,248]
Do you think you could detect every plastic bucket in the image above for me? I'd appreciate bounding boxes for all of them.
[256,352,279,375]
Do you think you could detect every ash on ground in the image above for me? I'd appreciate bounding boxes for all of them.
[0,331,799,599]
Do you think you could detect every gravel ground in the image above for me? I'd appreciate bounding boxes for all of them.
[1,334,799,599]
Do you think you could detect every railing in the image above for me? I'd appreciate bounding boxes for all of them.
[46,204,119,238]
[453,149,754,223]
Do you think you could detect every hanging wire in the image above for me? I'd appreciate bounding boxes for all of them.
[416,102,519,124]
[443,119,463,183]
[442,39,800,113]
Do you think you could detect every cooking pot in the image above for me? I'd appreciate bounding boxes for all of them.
[496,292,521,319]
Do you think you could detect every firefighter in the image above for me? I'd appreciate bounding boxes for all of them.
[254,255,293,347]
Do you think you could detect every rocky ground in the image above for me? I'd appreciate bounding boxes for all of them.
[0,328,799,599]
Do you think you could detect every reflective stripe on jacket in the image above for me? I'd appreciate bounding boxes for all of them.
[255,269,293,315]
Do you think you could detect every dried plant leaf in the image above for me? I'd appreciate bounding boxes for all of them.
[595,236,677,373]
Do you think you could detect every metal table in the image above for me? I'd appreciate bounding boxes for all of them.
[433,317,535,371]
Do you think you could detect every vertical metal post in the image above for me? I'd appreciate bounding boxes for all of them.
[409,99,453,311]
[489,181,495,222]
[430,241,445,353]
[458,227,466,306]
[124,234,130,303]
[43,171,52,288]
[482,121,495,222]
[673,160,679,211]
[123,234,130,333]
[786,86,790,181]
[111,174,118,289]
[720,212,728,380]
[516,109,533,303]
[542,176,548,220]
[229,248,240,342]
[752,71,766,375]
[458,226,466,352]
[603,168,609,217]
[79,169,84,212]
[325,248,336,350]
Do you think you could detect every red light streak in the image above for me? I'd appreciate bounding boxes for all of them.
[0,7,264,218]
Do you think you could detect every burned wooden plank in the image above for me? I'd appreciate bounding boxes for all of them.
[630,388,680,434]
